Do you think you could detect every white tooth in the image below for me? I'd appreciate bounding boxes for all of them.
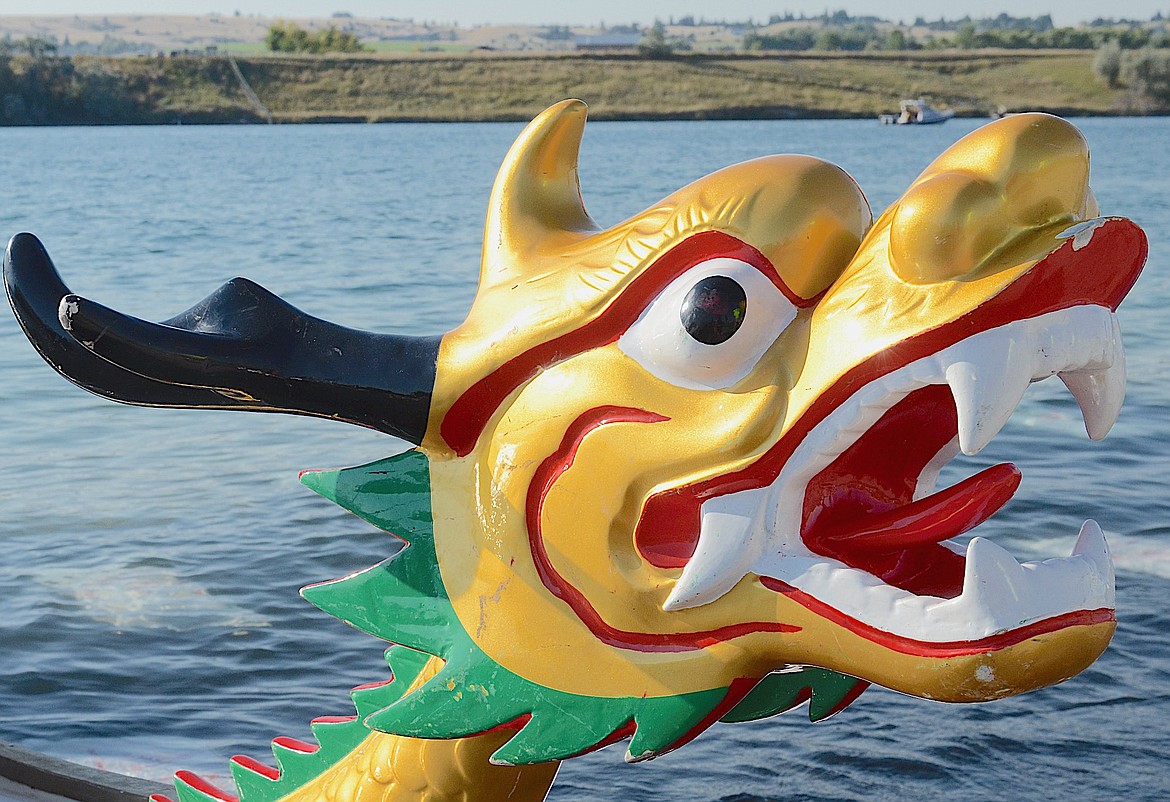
[663,493,763,611]
[1071,519,1116,607]
[1072,518,1108,561]
[962,537,1026,621]
[914,438,960,501]
[1059,318,1126,440]
[946,332,1032,455]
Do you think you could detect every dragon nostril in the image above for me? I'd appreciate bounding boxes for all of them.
[680,275,747,345]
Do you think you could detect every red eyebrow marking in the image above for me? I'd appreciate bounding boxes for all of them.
[441,231,810,456]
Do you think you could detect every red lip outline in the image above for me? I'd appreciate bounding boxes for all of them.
[760,577,1116,657]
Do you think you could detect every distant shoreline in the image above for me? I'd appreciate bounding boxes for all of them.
[0,50,1163,127]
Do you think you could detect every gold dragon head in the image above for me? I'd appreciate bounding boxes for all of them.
[419,100,1144,720]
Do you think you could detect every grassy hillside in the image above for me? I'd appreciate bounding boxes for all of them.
[0,50,1156,126]
[238,51,1117,122]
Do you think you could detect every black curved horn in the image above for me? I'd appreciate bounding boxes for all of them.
[4,233,438,445]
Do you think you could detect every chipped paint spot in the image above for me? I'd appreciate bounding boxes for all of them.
[1057,217,1109,251]
[476,576,512,638]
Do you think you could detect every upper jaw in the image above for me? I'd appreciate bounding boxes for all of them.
[662,245,1131,645]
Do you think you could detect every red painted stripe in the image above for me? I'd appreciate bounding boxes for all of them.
[646,676,759,759]
[173,771,238,802]
[272,736,318,754]
[826,679,870,718]
[311,715,358,725]
[525,406,799,652]
[759,576,1115,657]
[442,231,812,456]
[351,678,394,692]
[149,795,176,802]
[585,719,637,756]
[482,712,531,736]
[788,687,814,713]
[229,754,280,781]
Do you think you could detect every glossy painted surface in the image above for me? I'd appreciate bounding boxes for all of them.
[424,104,1141,708]
[4,234,440,444]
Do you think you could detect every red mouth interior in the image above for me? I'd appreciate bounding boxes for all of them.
[801,384,1020,598]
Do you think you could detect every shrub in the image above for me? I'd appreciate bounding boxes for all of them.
[266,22,364,54]
[1094,39,1123,86]
[1125,47,1170,104]
[638,21,674,58]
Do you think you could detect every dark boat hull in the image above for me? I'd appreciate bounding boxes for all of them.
[0,741,168,802]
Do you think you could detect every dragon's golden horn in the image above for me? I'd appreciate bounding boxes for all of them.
[482,99,599,285]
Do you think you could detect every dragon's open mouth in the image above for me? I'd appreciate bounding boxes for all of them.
[796,303,1122,601]
[661,218,1146,649]
[752,303,1120,645]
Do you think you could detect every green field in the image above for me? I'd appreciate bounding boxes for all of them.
[0,49,1156,126]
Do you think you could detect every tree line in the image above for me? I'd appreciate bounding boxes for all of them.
[743,22,1170,52]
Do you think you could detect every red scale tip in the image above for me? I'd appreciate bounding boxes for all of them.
[174,770,239,802]
[230,754,281,781]
[312,715,358,725]
[272,736,319,754]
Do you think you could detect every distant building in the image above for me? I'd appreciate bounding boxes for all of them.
[574,33,641,51]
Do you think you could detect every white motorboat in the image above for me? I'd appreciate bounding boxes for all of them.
[879,98,954,125]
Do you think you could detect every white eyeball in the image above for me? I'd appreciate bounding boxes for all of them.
[618,258,797,390]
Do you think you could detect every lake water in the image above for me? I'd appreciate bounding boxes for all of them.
[0,116,1167,801]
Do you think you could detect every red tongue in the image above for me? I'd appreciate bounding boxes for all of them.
[812,463,1021,553]
[800,384,1017,598]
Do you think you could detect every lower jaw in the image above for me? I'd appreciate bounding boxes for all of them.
[883,620,1116,702]
[761,588,1116,702]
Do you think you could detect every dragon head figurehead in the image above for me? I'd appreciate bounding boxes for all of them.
[5,101,1147,778]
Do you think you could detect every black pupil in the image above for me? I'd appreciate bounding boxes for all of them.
[680,275,747,345]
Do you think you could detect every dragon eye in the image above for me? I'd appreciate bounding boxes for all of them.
[681,276,747,345]
[619,257,797,390]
